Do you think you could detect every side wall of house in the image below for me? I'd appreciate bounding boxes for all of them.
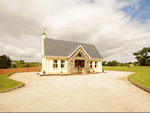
[91,59,102,72]
[42,57,46,72]
[99,60,102,72]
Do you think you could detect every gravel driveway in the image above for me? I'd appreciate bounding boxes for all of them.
[0,71,150,112]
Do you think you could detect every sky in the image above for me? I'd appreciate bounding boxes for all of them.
[0,0,150,63]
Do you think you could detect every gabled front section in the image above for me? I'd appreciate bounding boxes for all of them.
[67,45,102,74]
[41,33,103,75]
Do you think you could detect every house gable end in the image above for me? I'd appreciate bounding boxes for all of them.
[68,45,91,59]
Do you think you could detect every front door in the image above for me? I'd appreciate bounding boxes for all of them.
[75,60,85,71]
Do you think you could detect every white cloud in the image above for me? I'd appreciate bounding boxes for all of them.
[146,19,150,24]
[0,0,149,63]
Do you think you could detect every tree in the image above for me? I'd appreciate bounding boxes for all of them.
[24,63,30,67]
[0,55,12,69]
[133,47,150,66]
[111,60,118,66]
[12,64,16,68]
[128,62,132,64]
[19,60,25,64]
[106,60,118,66]
[107,61,112,66]
[102,61,107,66]
[15,60,26,68]
[146,60,150,66]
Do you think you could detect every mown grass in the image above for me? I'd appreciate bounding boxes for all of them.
[102,66,150,90]
[0,73,23,91]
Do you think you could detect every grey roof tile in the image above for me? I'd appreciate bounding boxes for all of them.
[44,38,103,59]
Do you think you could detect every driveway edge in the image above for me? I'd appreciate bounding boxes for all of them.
[0,72,25,93]
[127,76,150,93]
[105,70,150,93]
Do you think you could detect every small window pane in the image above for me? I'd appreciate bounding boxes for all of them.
[78,53,82,57]
[76,52,84,57]
[61,60,65,63]
[54,60,57,63]
[53,64,57,68]
[90,61,92,68]
[95,61,97,68]
[61,64,64,68]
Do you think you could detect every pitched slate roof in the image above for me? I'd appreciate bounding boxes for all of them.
[44,38,103,59]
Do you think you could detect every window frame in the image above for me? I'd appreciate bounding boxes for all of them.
[61,60,65,69]
[90,61,92,68]
[95,61,97,68]
[53,60,58,68]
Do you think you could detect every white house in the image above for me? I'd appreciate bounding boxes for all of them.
[42,33,103,75]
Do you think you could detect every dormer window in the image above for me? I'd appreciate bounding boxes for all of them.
[76,52,84,57]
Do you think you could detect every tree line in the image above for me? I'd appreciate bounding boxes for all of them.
[102,60,141,66]
[0,55,41,69]
[103,47,150,66]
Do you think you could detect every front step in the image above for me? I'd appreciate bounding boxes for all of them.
[82,72,88,75]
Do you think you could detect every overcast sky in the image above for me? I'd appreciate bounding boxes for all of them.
[0,0,150,63]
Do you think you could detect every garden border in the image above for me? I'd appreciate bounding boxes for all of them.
[127,76,150,93]
[0,72,25,93]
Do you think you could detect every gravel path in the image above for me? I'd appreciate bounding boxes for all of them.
[0,71,150,112]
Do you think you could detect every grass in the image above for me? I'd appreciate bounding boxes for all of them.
[103,66,150,90]
[0,73,23,91]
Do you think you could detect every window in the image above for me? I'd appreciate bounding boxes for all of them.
[53,60,58,68]
[95,61,97,68]
[90,61,92,68]
[76,52,84,57]
[61,60,65,68]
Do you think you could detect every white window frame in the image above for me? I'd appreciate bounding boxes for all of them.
[61,60,65,68]
[95,61,97,68]
[53,60,58,68]
[90,61,92,68]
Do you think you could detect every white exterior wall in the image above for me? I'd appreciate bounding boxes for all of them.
[42,57,46,72]
[44,57,68,74]
[99,60,102,72]
[43,57,102,74]
[90,59,102,72]
[42,33,46,72]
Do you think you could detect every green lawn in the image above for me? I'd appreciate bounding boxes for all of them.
[0,73,23,92]
[103,66,150,90]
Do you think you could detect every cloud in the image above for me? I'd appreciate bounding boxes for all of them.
[0,0,150,63]
[145,7,149,10]
[146,19,150,24]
